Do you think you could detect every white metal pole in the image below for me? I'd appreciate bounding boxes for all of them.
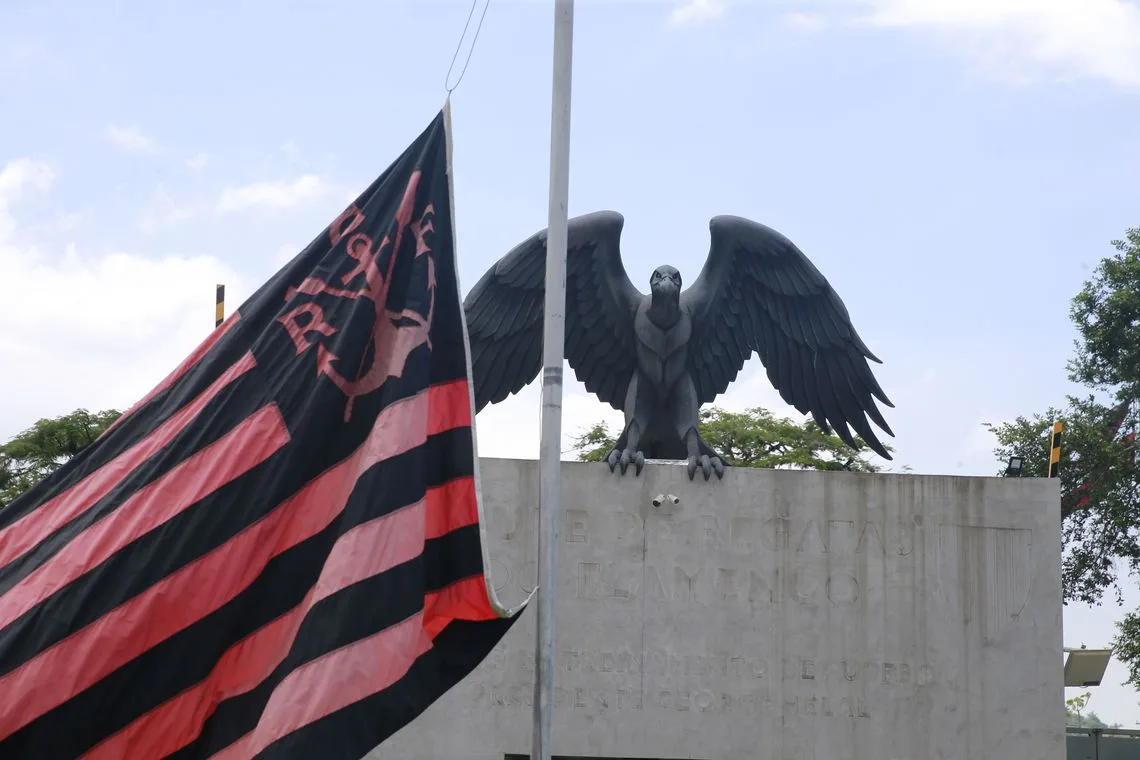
[532,1,574,759]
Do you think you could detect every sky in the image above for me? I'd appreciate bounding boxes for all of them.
[2,0,1140,727]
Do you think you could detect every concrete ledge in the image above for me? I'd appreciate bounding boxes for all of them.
[375,459,1065,760]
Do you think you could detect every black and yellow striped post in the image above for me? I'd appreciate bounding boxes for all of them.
[215,284,225,328]
[1048,421,1063,478]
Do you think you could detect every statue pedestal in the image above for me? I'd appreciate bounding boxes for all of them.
[374,459,1065,760]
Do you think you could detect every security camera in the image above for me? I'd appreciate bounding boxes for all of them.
[651,494,681,508]
[652,494,664,507]
[667,494,680,505]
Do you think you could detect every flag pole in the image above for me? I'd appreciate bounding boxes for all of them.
[533,1,574,759]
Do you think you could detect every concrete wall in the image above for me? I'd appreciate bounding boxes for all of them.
[376,459,1065,760]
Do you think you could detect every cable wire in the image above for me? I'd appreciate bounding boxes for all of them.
[445,0,491,94]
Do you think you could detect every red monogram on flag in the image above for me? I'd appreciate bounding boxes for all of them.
[277,172,439,421]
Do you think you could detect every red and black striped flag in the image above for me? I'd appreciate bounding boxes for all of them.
[0,110,519,759]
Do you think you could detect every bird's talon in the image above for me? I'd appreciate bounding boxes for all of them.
[607,448,644,476]
[685,453,726,481]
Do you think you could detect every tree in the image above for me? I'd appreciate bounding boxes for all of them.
[0,408,121,509]
[986,227,1140,687]
[570,406,892,472]
[986,397,1140,605]
[1064,691,1118,728]
[1068,228,1140,400]
[572,422,620,463]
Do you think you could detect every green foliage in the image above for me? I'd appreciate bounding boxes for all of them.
[1065,708,1114,728]
[1063,690,1120,728]
[1072,710,1114,728]
[1114,614,1140,690]
[569,407,890,472]
[1069,228,1140,400]
[985,397,1140,604]
[1065,692,1092,727]
[571,422,618,463]
[987,226,1140,690]
[0,408,121,509]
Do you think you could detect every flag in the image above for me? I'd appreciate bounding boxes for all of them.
[0,108,520,759]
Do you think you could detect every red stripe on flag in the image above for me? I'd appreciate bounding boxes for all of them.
[81,499,431,760]
[424,477,478,540]
[427,378,471,436]
[423,575,498,639]
[101,311,242,438]
[0,351,258,572]
[2,383,465,744]
[0,402,290,633]
[210,613,433,760]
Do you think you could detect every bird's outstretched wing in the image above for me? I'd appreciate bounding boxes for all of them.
[463,211,642,412]
[681,215,895,458]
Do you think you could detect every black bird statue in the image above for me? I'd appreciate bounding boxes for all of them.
[462,211,894,481]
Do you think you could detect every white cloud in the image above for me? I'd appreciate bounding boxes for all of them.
[0,246,242,441]
[474,385,541,461]
[274,243,301,266]
[217,175,331,213]
[186,153,209,171]
[783,11,827,31]
[0,157,242,442]
[138,185,196,234]
[668,0,726,27]
[0,157,55,200]
[473,371,627,462]
[56,211,85,233]
[105,124,159,155]
[0,158,55,241]
[716,367,800,419]
[847,0,1140,86]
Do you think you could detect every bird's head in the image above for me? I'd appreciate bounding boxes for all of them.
[650,265,681,300]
